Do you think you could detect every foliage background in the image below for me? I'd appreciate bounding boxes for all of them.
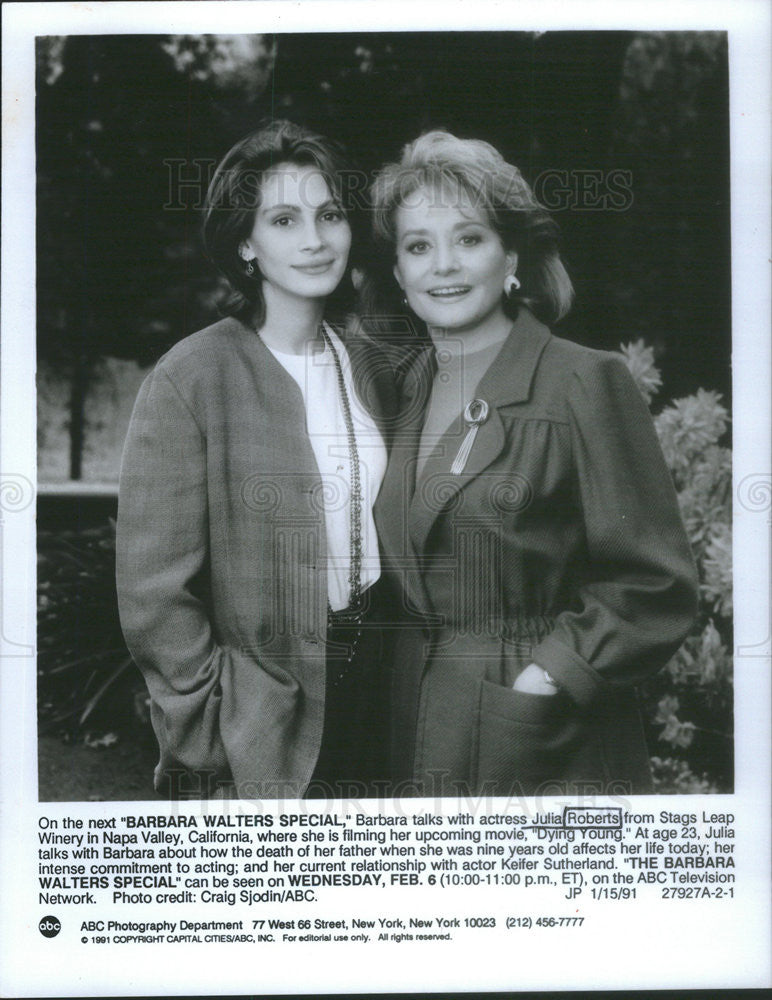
[35,31,732,797]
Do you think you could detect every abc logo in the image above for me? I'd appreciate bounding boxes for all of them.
[39,915,61,938]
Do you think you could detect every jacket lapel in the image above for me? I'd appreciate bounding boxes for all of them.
[409,309,552,556]
[373,343,437,616]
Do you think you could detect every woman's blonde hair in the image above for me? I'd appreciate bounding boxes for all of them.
[363,130,574,329]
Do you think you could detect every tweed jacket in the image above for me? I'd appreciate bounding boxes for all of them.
[116,316,397,798]
[374,308,699,796]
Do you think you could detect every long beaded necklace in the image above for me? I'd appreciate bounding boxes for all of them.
[320,324,363,617]
[319,325,366,689]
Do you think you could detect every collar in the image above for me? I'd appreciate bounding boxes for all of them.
[474,307,552,407]
[399,306,551,412]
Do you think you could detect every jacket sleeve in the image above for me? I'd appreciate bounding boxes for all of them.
[530,354,699,707]
[116,363,232,784]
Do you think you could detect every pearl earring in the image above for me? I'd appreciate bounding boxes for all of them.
[503,274,521,296]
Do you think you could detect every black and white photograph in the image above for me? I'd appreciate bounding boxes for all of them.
[1,1,770,995]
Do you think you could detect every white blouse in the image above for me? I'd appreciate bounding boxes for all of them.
[264,325,387,611]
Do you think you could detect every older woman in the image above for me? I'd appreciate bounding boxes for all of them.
[116,121,396,800]
[364,131,698,797]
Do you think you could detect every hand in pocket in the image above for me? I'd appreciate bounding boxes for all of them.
[473,680,584,794]
[512,662,559,696]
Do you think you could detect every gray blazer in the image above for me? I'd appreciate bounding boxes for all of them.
[116,317,396,798]
[374,309,699,795]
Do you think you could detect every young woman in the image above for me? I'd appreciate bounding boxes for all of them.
[364,130,699,797]
[116,121,396,800]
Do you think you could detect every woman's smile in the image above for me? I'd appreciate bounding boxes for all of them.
[292,258,337,274]
[426,284,472,299]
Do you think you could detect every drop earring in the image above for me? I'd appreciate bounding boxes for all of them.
[246,260,256,277]
[503,274,521,297]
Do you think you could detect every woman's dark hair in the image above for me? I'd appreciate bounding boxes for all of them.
[360,129,574,335]
[202,119,361,327]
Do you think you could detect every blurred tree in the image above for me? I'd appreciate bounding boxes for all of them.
[606,32,730,404]
[259,32,631,177]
